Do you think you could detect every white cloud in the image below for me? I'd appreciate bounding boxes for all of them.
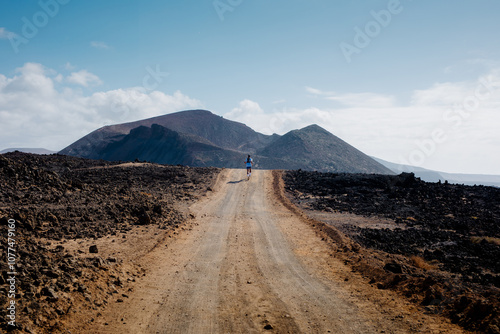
[0,63,204,151]
[90,41,110,49]
[326,92,396,108]
[226,101,335,135]
[64,62,76,70]
[66,70,103,87]
[225,99,265,131]
[2,63,56,97]
[411,82,469,106]
[0,27,16,39]
[226,72,500,174]
[227,99,264,117]
[443,58,500,76]
[305,86,396,108]
[305,86,331,96]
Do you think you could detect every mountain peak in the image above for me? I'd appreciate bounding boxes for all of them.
[296,124,330,135]
[257,125,392,174]
[184,109,212,114]
[300,124,326,131]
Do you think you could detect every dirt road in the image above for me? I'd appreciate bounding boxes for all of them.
[87,169,464,334]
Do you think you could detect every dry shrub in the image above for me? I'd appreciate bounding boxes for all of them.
[410,255,437,271]
[470,236,500,246]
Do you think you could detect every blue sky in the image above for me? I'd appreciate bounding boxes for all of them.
[1,0,500,174]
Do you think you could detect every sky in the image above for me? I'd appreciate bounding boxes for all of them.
[1,0,500,174]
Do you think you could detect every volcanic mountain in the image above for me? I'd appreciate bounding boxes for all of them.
[256,124,389,173]
[59,109,392,173]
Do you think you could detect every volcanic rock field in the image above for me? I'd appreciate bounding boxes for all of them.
[0,152,219,332]
[284,170,500,333]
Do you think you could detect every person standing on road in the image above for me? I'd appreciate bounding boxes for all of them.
[245,155,253,179]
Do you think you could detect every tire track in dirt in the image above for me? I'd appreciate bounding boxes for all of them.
[247,171,377,333]
[85,169,464,334]
[216,172,301,333]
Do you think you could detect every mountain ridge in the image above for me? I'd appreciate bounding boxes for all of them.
[60,109,392,174]
[60,109,273,158]
[0,148,57,155]
[374,157,500,187]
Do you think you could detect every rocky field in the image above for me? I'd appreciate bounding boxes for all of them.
[2,152,499,333]
[0,152,219,333]
[284,170,500,334]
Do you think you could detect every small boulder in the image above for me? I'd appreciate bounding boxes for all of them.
[383,262,403,274]
[41,287,58,300]
[137,213,151,225]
